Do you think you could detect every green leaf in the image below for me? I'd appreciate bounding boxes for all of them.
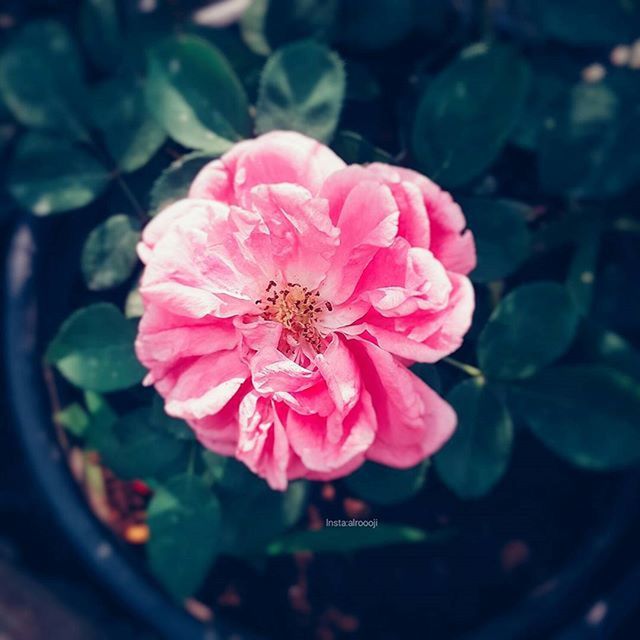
[477,282,580,380]
[46,303,146,392]
[55,403,89,437]
[99,407,191,481]
[83,391,118,451]
[508,365,640,470]
[240,0,339,55]
[81,215,141,291]
[566,215,601,315]
[80,0,123,72]
[124,281,144,319]
[239,0,272,55]
[510,53,573,151]
[149,151,216,216]
[459,198,532,283]
[145,35,250,153]
[534,0,640,46]
[332,130,393,164]
[267,524,431,555]
[412,42,530,188]
[147,474,221,600]
[256,40,345,143]
[91,75,166,173]
[7,132,110,215]
[344,460,429,505]
[0,20,89,140]
[539,77,640,198]
[434,379,513,499]
[204,455,308,554]
[85,391,118,424]
[576,323,640,381]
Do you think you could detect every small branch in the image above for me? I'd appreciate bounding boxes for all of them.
[87,133,147,222]
[443,357,483,378]
[114,171,146,222]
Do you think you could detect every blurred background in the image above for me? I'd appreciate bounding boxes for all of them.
[1,0,640,639]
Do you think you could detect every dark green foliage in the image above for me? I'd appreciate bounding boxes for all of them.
[412,43,531,187]
[256,40,345,142]
[46,303,146,392]
[435,379,513,499]
[344,460,429,505]
[1,0,637,602]
[477,283,580,380]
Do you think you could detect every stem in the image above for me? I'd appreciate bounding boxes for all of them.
[187,442,197,476]
[443,357,483,378]
[114,171,146,221]
[87,133,147,222]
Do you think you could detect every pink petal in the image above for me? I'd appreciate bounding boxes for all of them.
[236,393,290,490]
[286,390,377,473]
[136,305,238,383]
[249,183,339,289]
[313,334,360,413]
[321,175,399,304]
[191,383,248,455]
[188,158,234,203]
[352,339,456,466]
[250,346,319,397]
[161,350,249,421]
[234,315,283,353]
[138,199,205,263]
[190,131,346,208]
[140,200,272,319]
[353,237,452,317]
[368,163,476,275]
[356,272,475,362]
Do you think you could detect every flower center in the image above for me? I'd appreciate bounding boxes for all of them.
[256,281,332,351]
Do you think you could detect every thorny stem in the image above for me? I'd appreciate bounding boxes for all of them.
[443,357,483,379]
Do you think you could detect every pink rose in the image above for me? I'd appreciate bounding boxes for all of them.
[136,131,476,490]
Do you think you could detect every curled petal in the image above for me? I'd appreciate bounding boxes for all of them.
[236,393,290,490]
[313,334,360,413]
[353,339,456,466]
[251,346,319,397]
[357,272,475,363]
[161,350,249,421]
[286,390,376,473]
[368,163,476,275]
[191,383,249,456]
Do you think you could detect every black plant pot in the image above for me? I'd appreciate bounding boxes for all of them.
[4,216,640,640]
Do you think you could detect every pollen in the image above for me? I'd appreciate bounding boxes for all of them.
[255,281,331,351]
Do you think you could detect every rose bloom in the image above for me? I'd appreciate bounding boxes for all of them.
[136,131,475,490]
